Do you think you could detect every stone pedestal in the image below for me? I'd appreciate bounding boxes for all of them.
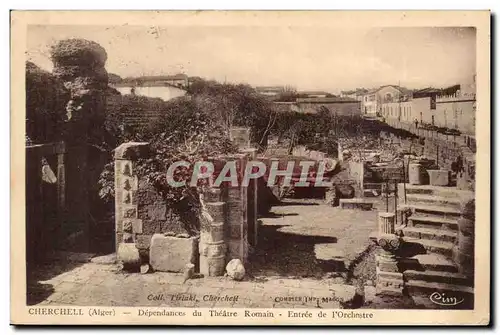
[428,169,450,186]
[378,212,395,234]
[408,163,425,185]
[375,233,404,296]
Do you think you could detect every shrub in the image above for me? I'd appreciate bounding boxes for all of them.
[25,61,69,144]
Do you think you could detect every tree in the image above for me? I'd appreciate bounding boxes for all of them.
[26,61,69,144]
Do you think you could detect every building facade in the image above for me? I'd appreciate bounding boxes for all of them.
[112,75,188,102]
[361,85,412,116]
[340,88,368,102]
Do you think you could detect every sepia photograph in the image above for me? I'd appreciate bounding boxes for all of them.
[10,10,491,325]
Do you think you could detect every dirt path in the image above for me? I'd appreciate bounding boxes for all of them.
[248,198,379,281]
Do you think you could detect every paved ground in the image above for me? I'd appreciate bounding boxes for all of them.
[27,198,402,308]
[29,261,376,308]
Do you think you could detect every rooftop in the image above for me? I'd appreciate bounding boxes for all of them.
[341,88,369,95]
[364,85,413,96]
[296,97,359,103]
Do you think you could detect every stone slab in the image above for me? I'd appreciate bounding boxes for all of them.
[428,169,450,187]
[114,142,150,160]
[376,254,399,272]
[149,234,197,273]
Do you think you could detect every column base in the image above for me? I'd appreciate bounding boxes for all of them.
[375,268,404,296]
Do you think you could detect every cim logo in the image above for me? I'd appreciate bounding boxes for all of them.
[429,292,464,306]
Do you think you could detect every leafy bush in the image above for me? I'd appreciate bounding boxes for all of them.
[25,61,69,144]
[99,77,271,223]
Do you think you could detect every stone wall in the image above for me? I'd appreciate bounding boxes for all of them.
[435,96,475,135]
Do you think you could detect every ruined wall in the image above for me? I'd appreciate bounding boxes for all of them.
[114,142,258,271]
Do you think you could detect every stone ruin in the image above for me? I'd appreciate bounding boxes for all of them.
[114,141,258,278]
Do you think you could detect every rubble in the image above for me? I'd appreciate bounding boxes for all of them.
[226,259,246,281]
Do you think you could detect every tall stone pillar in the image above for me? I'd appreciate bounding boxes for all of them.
[114,142,149,267]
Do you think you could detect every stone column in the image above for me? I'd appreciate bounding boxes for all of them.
[114,142,149,269]
[199,188,227,277]
[375,211,403,296]
[241,148,259,249]
[219,153,250,266]
[378,212,395,234]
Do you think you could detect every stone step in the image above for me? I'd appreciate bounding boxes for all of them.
[406,194,462,210]
[408,213,459,230]
[406,204,462,219]
[399,254,458,273]
[402,237,454,257]
[406,280,474,309]
[404,270,472,286]
[402,226,457,243]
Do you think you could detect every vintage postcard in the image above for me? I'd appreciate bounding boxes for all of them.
[11,10,490,325]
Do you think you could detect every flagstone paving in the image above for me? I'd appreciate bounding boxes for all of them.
[28,199,394,308]
[29,262,378,308]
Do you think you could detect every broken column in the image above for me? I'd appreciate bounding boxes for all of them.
[378,212,395,234]
[199,186,227,277]
[375,211,404,296]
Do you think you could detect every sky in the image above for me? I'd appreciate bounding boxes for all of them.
[26,25,476,93]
